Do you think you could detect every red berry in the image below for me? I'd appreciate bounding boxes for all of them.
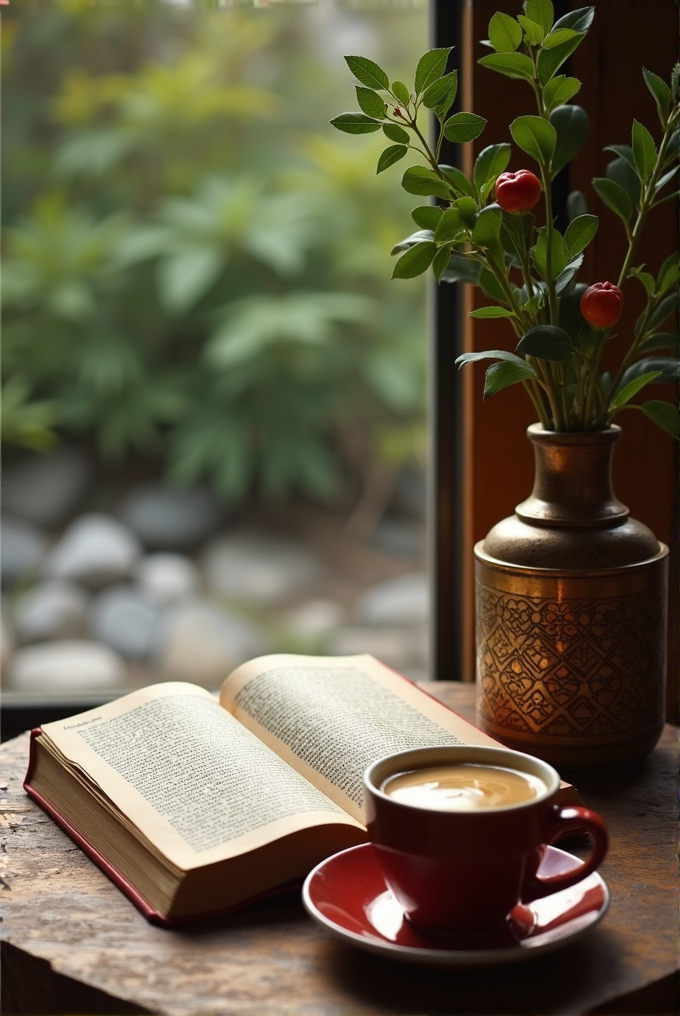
[495,170,542,212]
[580,282,624,329]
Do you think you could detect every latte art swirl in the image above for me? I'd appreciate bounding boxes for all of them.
[381,763,546,811]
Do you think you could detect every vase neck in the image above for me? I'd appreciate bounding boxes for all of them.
[516,426,629,527]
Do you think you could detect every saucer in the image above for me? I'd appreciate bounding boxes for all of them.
[302,843,609,966]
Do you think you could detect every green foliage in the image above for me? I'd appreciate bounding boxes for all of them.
[3,4,428,500]
[331,3,679,436]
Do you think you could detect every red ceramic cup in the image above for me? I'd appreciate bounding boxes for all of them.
[364,745,608,938]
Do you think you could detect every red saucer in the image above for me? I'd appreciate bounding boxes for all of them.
[302,843,609,966]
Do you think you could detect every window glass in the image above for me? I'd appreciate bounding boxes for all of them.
[2,0,430,702]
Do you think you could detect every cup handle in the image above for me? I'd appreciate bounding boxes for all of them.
[526,806,609,901]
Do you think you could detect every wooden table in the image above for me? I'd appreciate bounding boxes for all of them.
[1,684,677,1016]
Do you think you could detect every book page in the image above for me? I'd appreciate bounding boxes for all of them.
[220,655,500,822]
[40,683,362,871]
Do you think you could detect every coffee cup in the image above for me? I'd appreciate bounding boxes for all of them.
[363,744,608,938]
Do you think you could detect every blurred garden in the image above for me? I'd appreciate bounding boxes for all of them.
[2,0,432,699]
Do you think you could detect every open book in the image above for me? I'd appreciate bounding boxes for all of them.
[24,654,578,925]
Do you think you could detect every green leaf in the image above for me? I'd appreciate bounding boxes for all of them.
[647,293,677,332]
[517,324,573,360]
[439,164,476,197]
[383,123,410,144]
[443,112,487,143]
[554,253,584,294]
[479,267,510,303]
[391,229,434,254]
[432,246,453,282]
[657,253,679,294]
[345,55,389,91]
[543,75,581,113]
[392,240,438,279]
[518,15,545,45]
[433,77,461,122]
[564,213,598,258]
[411,205,443,230]
[440,253,482,285]
[604,143,636,170]
[643,67,672,125]
[655,167,678,192]
[456,349,527,367]
[423,70,458,109]
[468,306,516,319]
[639,400,679,439]
[488,12,523,52]
[631,119,657,181]
[157,247,223,314]
[401,166,452,199]
[377,145,408,174]
[543,28,581,48]
[471,204,502,247]
[510,115,556,164]
[478,52,535,81]
[606,156,641,210]
[483,360,536,398]
[592,177,633,222]
[415,48,452,94]
[639,332,679,354]
[392,80,411,106]
[567,190,588,219]
[537,33,584,85]
[330,112,382,135]
[629,267,656,295]
[619,357,680,389]
[609,370,663,411]
[454,196,480,228]
[532,226,568,281]
[473,143,511,189]
[549,104,589,174]
[355,86,386,119]
[434,207,465,242]
[525,0,554,32]
[552,6,594,33]
[500,209,535,259]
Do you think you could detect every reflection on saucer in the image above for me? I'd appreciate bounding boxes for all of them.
[303,843,609,967]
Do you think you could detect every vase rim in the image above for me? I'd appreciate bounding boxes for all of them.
[526,422,621,442]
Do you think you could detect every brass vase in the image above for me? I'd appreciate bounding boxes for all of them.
[475,424,668,775]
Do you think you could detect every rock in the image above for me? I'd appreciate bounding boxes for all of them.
[2,446,92,528]
[370,517,422,559]
[158,599,267,686]
[14,580,89,643]
[89,586,164,661]
[283,598,345,638]
[1,515,48,588]
[356,573,429,626]
[119,484,224,550]
[44,513,141,589]
[135,553,200,605]
[8,640,125,692]
[202,533,324,606]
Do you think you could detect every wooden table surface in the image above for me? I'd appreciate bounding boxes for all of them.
[1,683,677,1016]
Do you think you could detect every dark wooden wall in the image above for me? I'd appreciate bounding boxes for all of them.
[449,0,677,717]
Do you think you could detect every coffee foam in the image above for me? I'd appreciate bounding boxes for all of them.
[381,763,547,811]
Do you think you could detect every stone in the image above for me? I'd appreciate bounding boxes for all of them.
[283,598,345,639]
[88,586,163,661]
[370,517,422,559]
[8,640,125,693]
[135,553,200,605]
[118,484,224,550]
[43,513,141,589]
[355,573,429,626]
[1,515,48,588]
[14,580,89,643]
[158,599,267,686]
[2,446,92,529]
[202,533,324,606]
